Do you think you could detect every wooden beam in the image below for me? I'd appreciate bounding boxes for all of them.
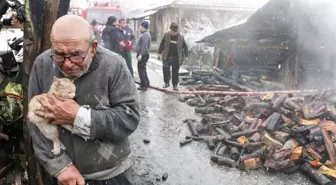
[217,44,289,50]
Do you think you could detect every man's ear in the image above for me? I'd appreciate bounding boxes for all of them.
[92,40,98,53]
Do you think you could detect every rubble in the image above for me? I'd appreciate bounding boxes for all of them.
[0,0,25,184]
[143,139,151,144]
[162,172,169,181]
[179,70,336,185]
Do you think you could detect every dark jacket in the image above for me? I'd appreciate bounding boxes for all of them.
[158,31,188,65]
[28,46,140,179]
[102,25,120,53]
[117,27,135,52]
[92,25,102,44]
[135,30,151,56]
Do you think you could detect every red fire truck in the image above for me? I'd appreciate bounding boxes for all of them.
[69,2,123,34]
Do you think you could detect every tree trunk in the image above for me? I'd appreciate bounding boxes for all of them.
[23,0,70,184]
[41,0,60,52]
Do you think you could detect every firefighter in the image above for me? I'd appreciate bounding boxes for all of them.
[118,18,135,76]
[158,23,189,91]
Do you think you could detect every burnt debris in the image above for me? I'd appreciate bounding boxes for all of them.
[179,71,336,185]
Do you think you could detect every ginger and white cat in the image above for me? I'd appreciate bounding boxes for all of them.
[28,77,76,155]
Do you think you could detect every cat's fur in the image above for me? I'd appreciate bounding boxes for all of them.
[28,77,76,155]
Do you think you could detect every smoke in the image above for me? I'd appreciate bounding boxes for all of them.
[293,0,336,88]
[183,11,252,62]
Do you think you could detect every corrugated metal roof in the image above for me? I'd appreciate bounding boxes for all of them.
[175,0,268,8]
[129,10,158,20]
[145,0,269,12]
[198,0,292,44]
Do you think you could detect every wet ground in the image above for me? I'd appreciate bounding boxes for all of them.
[129,55,315,185]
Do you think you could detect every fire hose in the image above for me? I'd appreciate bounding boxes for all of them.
[134,81,336,96]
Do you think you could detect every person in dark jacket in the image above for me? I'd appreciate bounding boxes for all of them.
[91,19,101,44]
[102,16,119,53]
[135,21,151,91]
[158,23,188,91]
[118,18,135,76]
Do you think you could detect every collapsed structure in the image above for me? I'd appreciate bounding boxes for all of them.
[178,71,336,185]
[175,0,336,184]
[198,0,336,90]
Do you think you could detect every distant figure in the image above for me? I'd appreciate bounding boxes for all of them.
[126,18,133,32]
[118,18,135,76]
[135,21,151,91]
[102,16,119,53]
[91,19,101,44]
[158,23,188,91]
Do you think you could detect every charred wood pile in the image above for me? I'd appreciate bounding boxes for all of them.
[179,70,336,185]
[180,68,285,92]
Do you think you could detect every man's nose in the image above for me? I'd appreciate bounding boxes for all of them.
[62,58,74,69]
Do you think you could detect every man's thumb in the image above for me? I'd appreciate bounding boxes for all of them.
[77,177,85,185]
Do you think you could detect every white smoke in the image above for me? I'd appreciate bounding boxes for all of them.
[183,12,252,55]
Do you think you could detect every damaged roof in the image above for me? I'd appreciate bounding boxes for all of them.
[197,0,293,46]
[145,0,265,12]
[129,10,157,20]
[198,0,336,51]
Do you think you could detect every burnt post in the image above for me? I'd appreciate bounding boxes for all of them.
[23,0,70,184]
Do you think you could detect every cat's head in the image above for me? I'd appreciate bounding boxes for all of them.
[49,77,76,99]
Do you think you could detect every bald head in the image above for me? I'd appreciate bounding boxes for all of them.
[51,14,92,43]
[49,15,99,78]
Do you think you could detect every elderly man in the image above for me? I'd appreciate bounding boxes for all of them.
[28,15,139,185]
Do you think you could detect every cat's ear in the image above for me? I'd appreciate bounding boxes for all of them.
[53,76,58,82]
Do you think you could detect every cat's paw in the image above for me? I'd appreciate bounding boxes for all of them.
[83,105,90,109]
[60,143,66,150]
[52,147,61,155]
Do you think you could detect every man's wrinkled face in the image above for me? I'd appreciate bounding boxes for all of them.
[50,39,98,78]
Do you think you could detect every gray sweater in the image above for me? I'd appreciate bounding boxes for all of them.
[135,30,151,56]
[28,46,140,180]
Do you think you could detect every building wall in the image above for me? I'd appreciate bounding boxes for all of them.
[150,8,180,45]
[149,15,157,41]
[149,7,252,51]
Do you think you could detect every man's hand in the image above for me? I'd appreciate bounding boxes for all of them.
[137,55,142,62]
[157,54,162,60]
[57,164,85,185]
[35,95,80,125]
[120,41,126,47]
